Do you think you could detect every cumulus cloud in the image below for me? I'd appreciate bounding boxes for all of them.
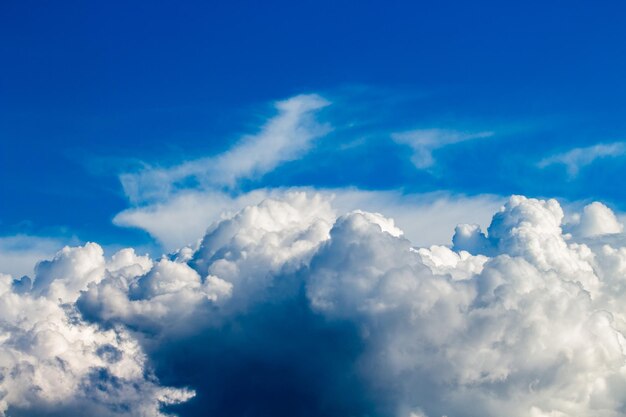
[120,94,331,204]
[537,142,626,177]
[114,187,501,251]
[309,195,626,417]
[392,128,493,169]
[5,193,626,416]
[568,202,624,238]
[0,246,193,417]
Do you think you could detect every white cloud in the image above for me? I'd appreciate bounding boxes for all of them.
[0,246,193,416]
[113,187,502,251]
[5,193,626,416]
[31,242,106,303]
[307,195,626,416]
[330,189,502,247]
[120,94,331,204]
[392,128,493,169]
[537,142,626,177]
[113,189,272,250]
[107,193,626,416]
[570,202,624,238]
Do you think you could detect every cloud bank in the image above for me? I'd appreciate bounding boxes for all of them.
[3,193,626,416]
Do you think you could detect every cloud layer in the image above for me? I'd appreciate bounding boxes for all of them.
[3,193,626,416]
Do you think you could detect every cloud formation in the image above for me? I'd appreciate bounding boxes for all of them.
[392,128,493,169]
[3,193,626,416]
[570,202,624,238]
[120,94,331,204]
[538,142,626,177]
[113,94,503,256]
[0,245,193,417]
[114,187,501,251]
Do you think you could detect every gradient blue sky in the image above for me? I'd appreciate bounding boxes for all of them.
[2,0,626,253]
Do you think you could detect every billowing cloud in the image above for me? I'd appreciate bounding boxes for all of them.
[568,202,624,238]
[4,193,626,416]
[0,245,193,417]
[392,128,493,169]
[538,142,626,177]
[120,94,331,204]
[114,187,502,251]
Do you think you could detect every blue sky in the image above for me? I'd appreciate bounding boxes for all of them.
[2,0,626,268]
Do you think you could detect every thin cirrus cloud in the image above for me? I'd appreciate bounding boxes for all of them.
[537,141,626,177]
[119,94,331,204]
[392,128,494,169]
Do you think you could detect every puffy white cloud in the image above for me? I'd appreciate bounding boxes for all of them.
[32,242,106,303]
[306,195,626,417]
[113,189,274,250]
[415,244,488,281]
[5,193,626,416]
[80,193,332,334]
[114,187,501,251]
[0,263,193,417]
[569,202,624,238]
[78,252,231,333]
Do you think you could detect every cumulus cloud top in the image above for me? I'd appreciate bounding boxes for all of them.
[571,202,624,238]
[113,187,501,251]
[3,193,626,416]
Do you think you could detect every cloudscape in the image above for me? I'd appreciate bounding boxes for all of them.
[2,2,626,417]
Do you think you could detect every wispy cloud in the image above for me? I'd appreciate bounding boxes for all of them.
[392,128,493,169]
[120,94,331,204]
[538,141,626,177]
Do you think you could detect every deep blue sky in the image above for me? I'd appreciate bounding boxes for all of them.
[2,0,626,247]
